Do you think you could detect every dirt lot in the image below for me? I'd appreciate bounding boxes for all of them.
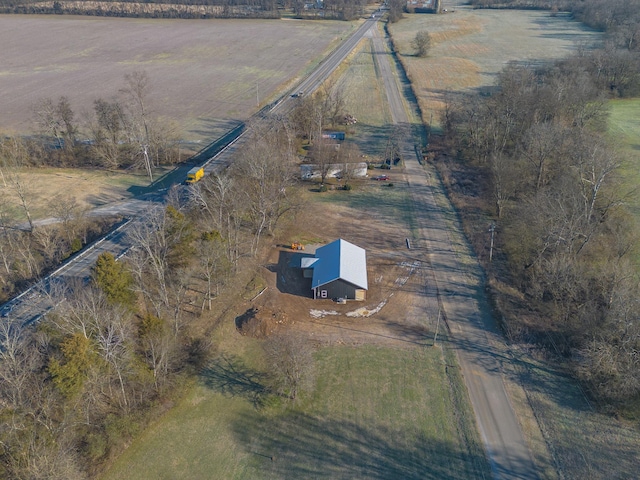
[236,181,437,350]
[0,15,353,140]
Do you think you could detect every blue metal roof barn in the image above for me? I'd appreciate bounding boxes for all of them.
[305,239,368,301]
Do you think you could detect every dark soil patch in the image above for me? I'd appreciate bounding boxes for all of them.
[235,306,289,338]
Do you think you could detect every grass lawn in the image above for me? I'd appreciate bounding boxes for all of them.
[329,32,395,160]
[316,182,419,239]
[101,345,488,480]
[0,167,160,222]
[608,98,640,147]
[608,98,640,216]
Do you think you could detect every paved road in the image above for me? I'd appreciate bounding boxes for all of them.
[371,25,539,480]
[272,15,379,115]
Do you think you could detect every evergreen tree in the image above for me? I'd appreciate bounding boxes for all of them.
[48,333,95,398]
[93,252,135,306]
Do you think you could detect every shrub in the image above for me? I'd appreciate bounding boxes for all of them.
[71,238,83,253]
[343,183,352,191]
[319,184,328,192]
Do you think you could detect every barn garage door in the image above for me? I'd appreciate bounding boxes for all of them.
[355,289,366,301]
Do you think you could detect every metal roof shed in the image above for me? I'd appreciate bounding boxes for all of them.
[308,239,368,300]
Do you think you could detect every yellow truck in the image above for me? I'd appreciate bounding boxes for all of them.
[185,166,205,184]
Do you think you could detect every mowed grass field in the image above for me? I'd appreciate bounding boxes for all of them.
[608,99,640,216]
[102,345,487,480]
[388,2,601,127]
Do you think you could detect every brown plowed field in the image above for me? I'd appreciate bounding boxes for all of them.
[0,15,354,140]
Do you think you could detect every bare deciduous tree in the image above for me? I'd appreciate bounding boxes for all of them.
[0,317,40,409]
[190,173,244,267]
[92,98,126,169]
[32,96,77,149]
[127,206,172,315]
[233,121,297,254]
[120,71,154,180]
[311,138,340,185]
[412,30,432,58]
[139,313,177,391]
[263,333,314,401]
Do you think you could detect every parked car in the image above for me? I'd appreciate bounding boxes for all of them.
[373,175,390,181]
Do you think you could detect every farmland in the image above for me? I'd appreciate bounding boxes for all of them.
[387,6,601,127]
[0,15,354,140]
[0,14,355,219]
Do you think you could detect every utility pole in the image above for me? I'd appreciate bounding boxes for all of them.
[489,223,496,262]
[433,308,441,346]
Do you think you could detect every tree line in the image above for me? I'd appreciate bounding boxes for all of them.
[0,85,347,478]
[440,39,640,406]
[5,71,182,175]
[0,0,372,20]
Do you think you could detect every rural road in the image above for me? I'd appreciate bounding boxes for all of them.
[370,25,540,480]
[272,14,380,115]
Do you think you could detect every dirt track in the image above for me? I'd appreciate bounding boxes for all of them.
[371,23,540,480]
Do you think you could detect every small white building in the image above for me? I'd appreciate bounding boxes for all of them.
[300,162,368,180]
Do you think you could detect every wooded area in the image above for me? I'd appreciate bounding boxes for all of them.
[437,0,640,407]
[0,0,370,20]
[0,86,348,478]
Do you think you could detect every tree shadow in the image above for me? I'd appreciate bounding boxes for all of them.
[232,411,493,479]
[235,307,259,330]
[199,353,270,408]
[127,164,190,196]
